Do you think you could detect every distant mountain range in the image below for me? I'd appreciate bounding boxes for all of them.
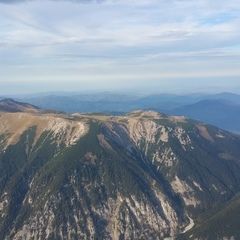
[171,99,240,133]
[7,92,239,133]
[1,102,240,239]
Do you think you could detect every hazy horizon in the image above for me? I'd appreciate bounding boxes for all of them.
[1,90,240,99]
[1,0,240,94]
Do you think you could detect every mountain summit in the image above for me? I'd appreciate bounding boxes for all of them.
[0,106,240,239]
[0,98,40,113]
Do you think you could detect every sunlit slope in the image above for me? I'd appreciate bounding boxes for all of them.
[0,110,240,239]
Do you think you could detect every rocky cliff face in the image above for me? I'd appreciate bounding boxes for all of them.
[0,110,240,239]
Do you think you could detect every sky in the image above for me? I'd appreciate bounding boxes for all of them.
[0,0,240,94]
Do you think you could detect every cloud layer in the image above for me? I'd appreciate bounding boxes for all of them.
[0,0,240,93]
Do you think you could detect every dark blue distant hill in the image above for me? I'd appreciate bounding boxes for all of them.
[5,92,240,133]
[172,99,240,133]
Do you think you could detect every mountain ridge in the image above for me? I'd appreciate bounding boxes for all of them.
[0,98,40,113]
[0,105,240,239]
[6,92,240,132]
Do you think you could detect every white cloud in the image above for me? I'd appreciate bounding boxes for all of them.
[0,0,239,93]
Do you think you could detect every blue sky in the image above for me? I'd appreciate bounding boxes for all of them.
[0,0,240,94]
